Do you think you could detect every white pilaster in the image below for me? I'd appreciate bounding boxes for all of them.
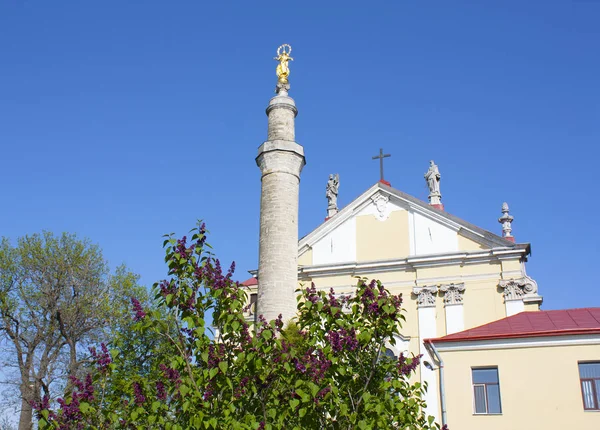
[440,283,465,335]
[413,286,440,422]
[505,299,525,317]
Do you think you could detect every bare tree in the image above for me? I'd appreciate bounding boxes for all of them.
[0,232,142,430]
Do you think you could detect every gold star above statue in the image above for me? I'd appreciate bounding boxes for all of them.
[274,44,293,84]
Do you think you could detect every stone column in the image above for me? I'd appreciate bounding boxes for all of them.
[440,283,465,334]
[413,285,440,422]
[255,83,306,323]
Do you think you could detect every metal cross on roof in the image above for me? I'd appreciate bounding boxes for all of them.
[372,148,391,181]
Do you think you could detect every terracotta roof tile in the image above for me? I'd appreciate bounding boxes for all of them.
[241,277,258,287]
[429,308,600,343]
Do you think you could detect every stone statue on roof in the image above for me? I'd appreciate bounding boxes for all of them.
[326,174,339,218]
[424,160,442,205]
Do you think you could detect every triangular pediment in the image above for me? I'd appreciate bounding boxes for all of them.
[298,182,519,267]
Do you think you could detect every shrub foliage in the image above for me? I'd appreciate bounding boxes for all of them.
[35,224,445,430]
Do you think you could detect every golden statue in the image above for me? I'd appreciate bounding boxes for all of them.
[274,44,293,84]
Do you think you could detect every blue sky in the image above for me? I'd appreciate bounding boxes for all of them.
[1,1,598,311]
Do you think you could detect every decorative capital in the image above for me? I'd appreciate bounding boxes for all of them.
[413,285,438,308]
[370,194,390,221]
[440,283,465,305]
[498,202,514,239]
[498,275,538,301]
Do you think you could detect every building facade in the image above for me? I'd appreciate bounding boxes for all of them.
[427,308,600,428]
[245,179,544,423]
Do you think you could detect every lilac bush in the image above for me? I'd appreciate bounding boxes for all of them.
[35,223,446,429]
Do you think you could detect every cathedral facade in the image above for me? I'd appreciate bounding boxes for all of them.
[243,46,600,429]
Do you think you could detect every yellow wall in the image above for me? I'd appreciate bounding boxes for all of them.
[302,257,526,339]
[439,341,600,429]
[356,211,410,261]
[458,234,487,251]
[298,248,312,266]
[500,259,521,273]
[461,279,507,328]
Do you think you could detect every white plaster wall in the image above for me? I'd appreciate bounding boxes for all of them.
[505,299,524,317]
[412,212,458,256]
[444,304,464,335]
[418,307,440,422]
[312,217,356,265]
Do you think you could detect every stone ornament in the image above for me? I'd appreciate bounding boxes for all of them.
[498,202,514,238]
[371,194,390,221]
[440,283,465,305]
[424,160,441,205]
[413,286,438,308]
[326,174,339,217]
[498,275,538,301]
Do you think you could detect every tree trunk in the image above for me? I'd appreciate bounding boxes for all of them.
[18,396,33,430]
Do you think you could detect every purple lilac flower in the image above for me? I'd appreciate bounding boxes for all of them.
[156,381,167,401]
[159,364,182,387]
[314,386,332,405]
[397,353,422,376]
[89,343,111,373]
[133,382,145,405]
[131,297,146,321]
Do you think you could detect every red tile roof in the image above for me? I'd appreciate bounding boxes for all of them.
[241,277,258,287]
[428,308,600,343]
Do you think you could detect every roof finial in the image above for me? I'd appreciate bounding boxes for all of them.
[425,160,443,210]
[498,202,515,242]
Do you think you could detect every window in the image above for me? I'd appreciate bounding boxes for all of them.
[579,362,600,410]
[249,293,257,315]
[472,367,502,414]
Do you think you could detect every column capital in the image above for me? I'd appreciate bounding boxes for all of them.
[440,282,465,306]
[413,285,438,308]
[498,275,539,301]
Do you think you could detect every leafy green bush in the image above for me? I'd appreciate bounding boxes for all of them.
[35,223,445,430]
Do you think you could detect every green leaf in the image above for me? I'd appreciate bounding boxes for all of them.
[218,361,228,374]
[180,384,190,397]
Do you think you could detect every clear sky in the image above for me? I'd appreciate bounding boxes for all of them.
[1,1,598,311]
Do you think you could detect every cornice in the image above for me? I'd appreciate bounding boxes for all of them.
[297,248,528,279]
